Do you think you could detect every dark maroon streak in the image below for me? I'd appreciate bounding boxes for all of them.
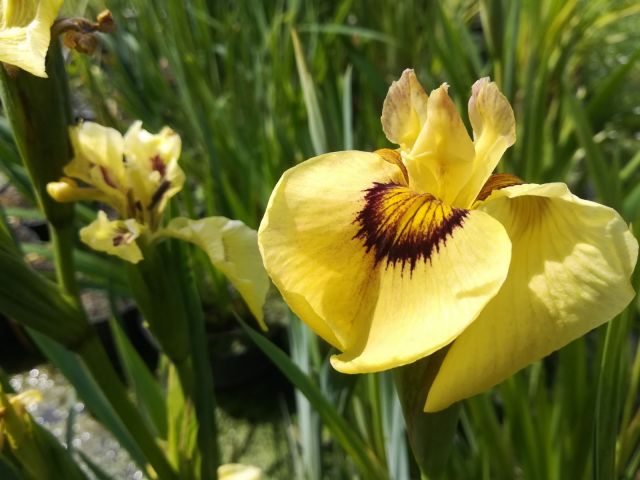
[99,166,117,188]
[150,154,167,177]
[148,180,171,211]
[353,182,467,273]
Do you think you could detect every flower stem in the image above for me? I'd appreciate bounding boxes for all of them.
[50,223,79,298]
[394,348,460,478]
[130,237,220,478]
[174,240,220,479]
[76,333,178,480]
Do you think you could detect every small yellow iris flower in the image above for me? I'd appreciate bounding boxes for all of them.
[0,0,63,77]
[47,121,268,328]
[258,69,638,411]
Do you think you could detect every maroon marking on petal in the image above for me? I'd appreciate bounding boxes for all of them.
[475,173,523,202]
[148,180,171,211]
[353,182,467,273]
[150,154,166,177]
[100,166,117,188]
[113,227,136,247]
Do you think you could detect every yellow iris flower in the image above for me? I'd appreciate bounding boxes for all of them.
[258,69,638,411]
[47,121,268,328]
[0,0,62,77]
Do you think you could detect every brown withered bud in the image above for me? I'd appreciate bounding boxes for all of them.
[53,9,116,55]
[63,31,99,55]
[96,10,116,33]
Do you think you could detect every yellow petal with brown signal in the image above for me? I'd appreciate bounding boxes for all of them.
[259,151,403,349]
[80,211,144,264]
[158,217,269,330]
[381,69,429,151]
[259,150,512,371]
[426,183,638,411]
[0,0,63,77]
[331,185,511,372]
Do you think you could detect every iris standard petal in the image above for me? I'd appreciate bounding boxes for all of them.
[258,151,404,350]
[158,217,269,330]
[405,84,475,205]
[0,0,62,77]
[80,211,144,264]
[380,68,429,151]
[259,150,512,370]
[426,183,638,412]
[454,78,516,208]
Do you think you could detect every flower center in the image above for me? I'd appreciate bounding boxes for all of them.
[353,182,468,273]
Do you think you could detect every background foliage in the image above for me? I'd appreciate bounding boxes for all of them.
[1,0,640,479]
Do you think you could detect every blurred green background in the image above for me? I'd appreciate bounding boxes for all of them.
[2,0,640,478]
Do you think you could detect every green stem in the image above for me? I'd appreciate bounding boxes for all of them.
[394,348,460,479]
[131,237,220,478]
[50,223,78,298]
[366,373,387,467]
[175,241,220,479]
[0,40,78,299]
[76,334,178,480]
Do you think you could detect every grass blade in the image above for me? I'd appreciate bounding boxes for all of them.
[238,317,387,480]
[291,29,327,156]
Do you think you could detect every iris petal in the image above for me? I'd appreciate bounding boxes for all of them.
[159,217,269,330]
[454,78,516,207]
[332,205,511,373]
[381,69,429,151]
[0,0,62,77]
[259,151,404,349]
[426,183,638,412]
[80,211,144,264]
[66,122,128,213]
[405,84,475,204]
[123,121,184,215]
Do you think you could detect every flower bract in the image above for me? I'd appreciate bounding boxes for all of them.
[258,69,638,411]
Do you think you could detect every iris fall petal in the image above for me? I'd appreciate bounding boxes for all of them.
[259,151,402,349]
[79,211,144,264]
[426,183,638,411]
[159,217,269,329]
